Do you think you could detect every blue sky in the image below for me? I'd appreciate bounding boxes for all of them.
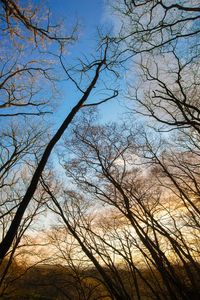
[49,0,105,34]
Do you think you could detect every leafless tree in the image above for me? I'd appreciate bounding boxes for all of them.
[110,0,200,55]
[53,121,200,300]
[0,0,76,46]
[0,37,119,261]
[0,0,77,116]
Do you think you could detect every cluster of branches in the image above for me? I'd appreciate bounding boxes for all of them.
[39,118,200,300]
[0,0,78,117]
[111,0,200,55]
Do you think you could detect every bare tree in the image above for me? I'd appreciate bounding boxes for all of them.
[54,121,200,300]
[0,193,48,298]
[109,0,200,133]
[0,0,77,116]
[0,37,119,261]
[0,0,76,46]
[110,0,200,55]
